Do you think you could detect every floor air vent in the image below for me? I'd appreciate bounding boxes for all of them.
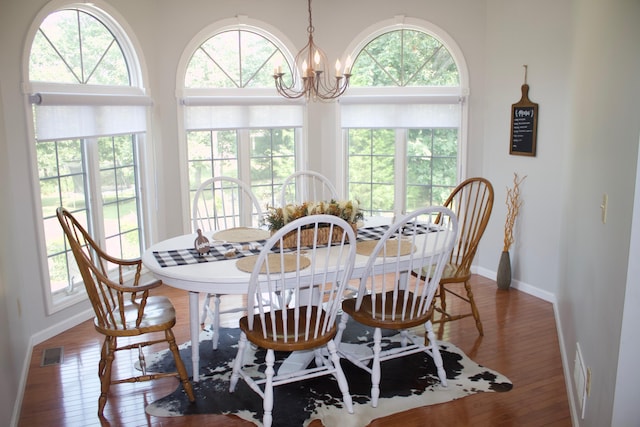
[41,347,64,366]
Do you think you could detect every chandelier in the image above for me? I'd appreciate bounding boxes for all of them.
[273,0,352,101]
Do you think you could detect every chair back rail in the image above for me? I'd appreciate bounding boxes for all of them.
[279,170,338,206]
[246,214,357,344]
[192,176,263,232]
[354,207,459,324]
[443,177,494,277]
[57,207,152,331]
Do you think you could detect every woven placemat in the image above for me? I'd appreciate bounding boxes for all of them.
[236,253,311,274]
[212,227,270,243]
[356,238,415,256]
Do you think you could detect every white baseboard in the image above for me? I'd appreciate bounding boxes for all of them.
[474,266,555,303]
[473,266,578,426]
[30,308,94,346]
[12,308,94,427]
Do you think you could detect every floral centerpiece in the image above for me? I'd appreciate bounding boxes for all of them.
[265,200,363,247]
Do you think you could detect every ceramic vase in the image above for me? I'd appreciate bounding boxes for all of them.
[496,250,512,290]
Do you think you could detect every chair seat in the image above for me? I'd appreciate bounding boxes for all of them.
[342,291,429,330]
[439,263,471,283]
[239,306,336,352]
[94,295,176,336]
[416,263,470,282]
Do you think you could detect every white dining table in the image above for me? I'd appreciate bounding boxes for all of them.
[141,217,436,381]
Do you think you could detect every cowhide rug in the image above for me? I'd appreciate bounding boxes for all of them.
[145,324,512,427]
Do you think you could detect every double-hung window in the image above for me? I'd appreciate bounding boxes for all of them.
[181,25,303,225]
[27,6,151,313]
[343,23,468,218]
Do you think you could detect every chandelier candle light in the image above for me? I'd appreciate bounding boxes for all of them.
[273,0,352,101]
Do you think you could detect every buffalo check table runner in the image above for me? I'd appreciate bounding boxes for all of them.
[153,223,438,268]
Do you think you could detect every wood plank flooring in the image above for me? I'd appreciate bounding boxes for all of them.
[18,275,572,426]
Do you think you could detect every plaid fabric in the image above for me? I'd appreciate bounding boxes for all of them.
[152,223,437,267]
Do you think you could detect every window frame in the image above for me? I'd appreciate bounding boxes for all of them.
[176,16,306,232]
[23,1,153,314]
[337,17,469,218]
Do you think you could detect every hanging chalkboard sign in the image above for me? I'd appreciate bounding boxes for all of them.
[510,66,538,156]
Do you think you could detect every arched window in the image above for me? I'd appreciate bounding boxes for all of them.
[179,22,302,224]
[342,20,467,217]
[27,5,151,313]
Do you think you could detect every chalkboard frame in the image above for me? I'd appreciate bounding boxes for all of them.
[510,84,538,156]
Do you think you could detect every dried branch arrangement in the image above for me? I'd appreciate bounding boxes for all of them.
[503,173,527,252]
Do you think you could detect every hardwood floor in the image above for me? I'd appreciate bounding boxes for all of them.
[18,275,572,426]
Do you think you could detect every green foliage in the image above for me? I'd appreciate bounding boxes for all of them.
[185,30,290,89]
[30,9,129,84]
[265,200,364,231]
[187,128,296,212]
[350,29,459,87]
[348,127,458,215]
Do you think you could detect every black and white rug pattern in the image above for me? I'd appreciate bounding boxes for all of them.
[145,325,512,427]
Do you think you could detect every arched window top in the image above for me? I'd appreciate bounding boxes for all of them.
[351,28,459,88]
[184,28,290,90]
[29,7,131,86]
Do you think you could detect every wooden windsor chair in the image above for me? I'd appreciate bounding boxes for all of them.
[56,207,195,417]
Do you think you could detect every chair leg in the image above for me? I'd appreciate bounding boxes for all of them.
[98,336,115,416]
[200,293,222,350]
[438,283,448,319]
[229,332,247,392]
[98,337,108,382]
[166,329,195,402]
[199,293,210,327]
[211,294,221,350]
[463,280,484,336]
[327,339,353,413]
[334,312,349,348]
[263,349,275,427]
[425,321,447,386]
[370,327,382,407]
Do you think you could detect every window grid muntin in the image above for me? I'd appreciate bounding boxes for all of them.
[350,28,460,88]
[187,129,240,208]
[185,29,288,89]
[29,8,130,86]
[249,128,296,210]
[347,129,396,217]
[187,128,296,218]
[39,138,89,294]
[38,135,144,296]
[347,127,457,216]
[98,135,142,260]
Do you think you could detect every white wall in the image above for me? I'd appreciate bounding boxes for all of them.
[613,134,640,426]
[559,0,640,425]
[1,0,638,426]
[0,81,18,427]
[479,0,573,303]
[0,2,82,425]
